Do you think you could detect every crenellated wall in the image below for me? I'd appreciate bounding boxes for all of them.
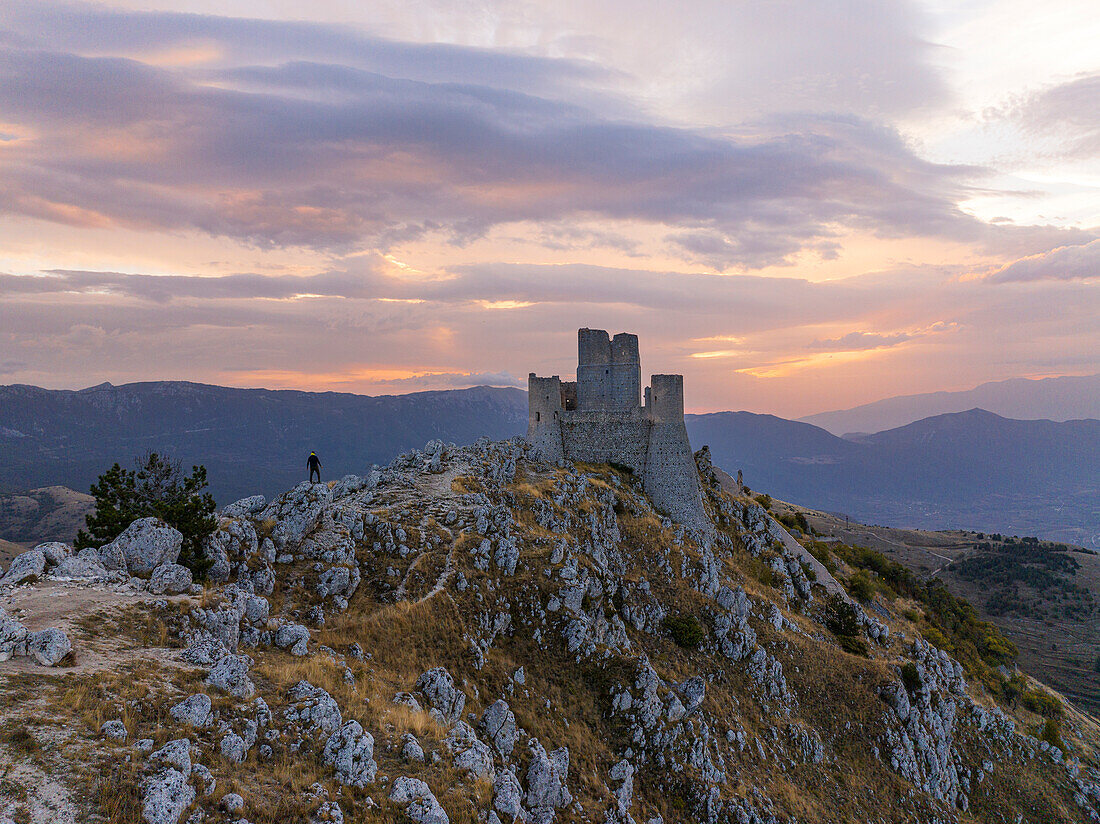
[527,330,708,530]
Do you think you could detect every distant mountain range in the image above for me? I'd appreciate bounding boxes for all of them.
[689,408,1100,549]
[0,381,526,504]
[800,373,1100,435]
[1,381,1097,548]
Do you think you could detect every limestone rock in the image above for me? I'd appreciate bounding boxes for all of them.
[526,740,572,819]
[104,518,183,577]
[492,769,527,821]
[389,776,449,824]
[284,681,342,736]
[446,721,494,779]
[1,548,46,586]
[323,720,377,786]
[149,739,193,774]
[100,719,128,741]
[478,699,518,757]
[148,563,193,595]
[52,549,109,580]
[141,768,195,824]
[220,732,246,763]
[275,623,310,656]
[415,667,465,722]
[220,793,244,814]
[170,694,213,727]
[401,733,425,762]
[204,654,255,699]
[222,495,267,519]
[28,627,71,665]
[36,542,72,566]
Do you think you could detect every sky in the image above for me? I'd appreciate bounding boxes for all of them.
[0,0,1097,417]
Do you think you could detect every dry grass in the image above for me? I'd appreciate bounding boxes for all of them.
[451,475,484,495]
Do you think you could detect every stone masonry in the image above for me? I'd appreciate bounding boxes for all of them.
[528,328,708,530]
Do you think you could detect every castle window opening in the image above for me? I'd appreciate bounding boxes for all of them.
[536,412,540,422]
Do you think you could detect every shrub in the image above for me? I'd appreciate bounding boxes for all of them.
[662,614,704,650]
[900,662,922,694]
[75,452,217,580]
[822,594,867,655]
[1021,688,1063,719]
[847,569,875,603]
[753,494,772,511]
[1039,718,1064,750]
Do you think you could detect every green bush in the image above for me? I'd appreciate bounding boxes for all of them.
[822,594,867,655]
[75,452,217,580]
[900,662,922,694]
[846,569,875,603]
[1021,688,1063,719]
[662,614,705,650]
[753,494,773,511]
[1039,718,1064,750]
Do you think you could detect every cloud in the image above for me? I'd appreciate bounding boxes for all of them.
[1009,72,1100,159]
[0,3,994,267]
[807,331,914,351]
[987,239,1100,282]
[0,359,27,375]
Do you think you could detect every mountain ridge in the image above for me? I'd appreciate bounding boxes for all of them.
[800,373,1100,435]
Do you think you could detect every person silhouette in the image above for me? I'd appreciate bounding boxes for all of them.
[307,452,322,484]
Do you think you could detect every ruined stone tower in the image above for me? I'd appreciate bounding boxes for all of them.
[528,329,708,530]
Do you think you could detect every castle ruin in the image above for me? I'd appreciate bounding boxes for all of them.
[528,328,708,530]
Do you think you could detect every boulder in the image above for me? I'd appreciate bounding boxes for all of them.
[190,763,216,797]
[170,694,213,727]
[244,595,270,626]
[415,667,465,722]
[180,635,229,667]
[220,793,244,814]
[323,720,378,786]
[492,770,526,821]
[204,654,255,699]
[0,608,28,661]
[446,721,494,779]
[478,700,518,757]
[28,628,71,665]
[141,768,195,824]
[148,563,193,595]
[103,518,183,577]
[1,548,46,586]
[222,495,267,519]
[36,542,72,566]
[283,681,342,736]
[52,549,109,580]
[275,623,310,656]
[148,739,193,774]
[401,733,425,762]
[389,777,449,824]
[220,732,246,763]
[526,741,572,817]
[100,719,128,741]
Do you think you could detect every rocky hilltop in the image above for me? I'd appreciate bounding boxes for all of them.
[1,439,1098,824]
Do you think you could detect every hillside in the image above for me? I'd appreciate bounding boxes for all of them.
[771,501,1100,718]
[1,441,1098,823]
[800,373,1100,435]
[0,486,94,556]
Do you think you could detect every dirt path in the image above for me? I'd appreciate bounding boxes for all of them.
[1,579,194,676]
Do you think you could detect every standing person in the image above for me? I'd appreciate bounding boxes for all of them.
[307,451,322,484]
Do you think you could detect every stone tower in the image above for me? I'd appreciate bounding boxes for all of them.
[528,329,708,530]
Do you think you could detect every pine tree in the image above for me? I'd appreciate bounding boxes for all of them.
[75,452,217,579]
